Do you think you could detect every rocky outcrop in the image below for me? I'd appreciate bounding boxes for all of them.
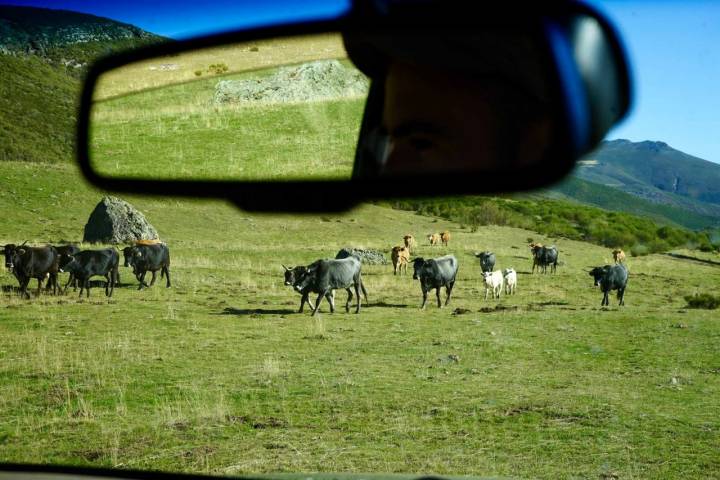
[335,247,388,265]
[83,196,159,244]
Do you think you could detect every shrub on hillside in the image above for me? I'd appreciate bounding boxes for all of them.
[684,293,720,310]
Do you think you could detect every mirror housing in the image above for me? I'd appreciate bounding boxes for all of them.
[77,1,631,212]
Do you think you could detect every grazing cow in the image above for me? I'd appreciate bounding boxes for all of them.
[503,268,517,295]
[412,255,458,309]
[403,234,416,251]
[612,249,626,264]
[441,230,451,246]
[391,245,410,275]
[60,249,119,297]
[2,244,60,298]
[282,264,316,313]
[589,264,628,306]
[531,244,559,274]
[482,270,504,299]
[295,256,367,316]
[428,233,440,246]
[474,251,496,273]
[122,243,171,289]
[135,239,162,246]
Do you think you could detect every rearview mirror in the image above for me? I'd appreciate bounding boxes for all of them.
[78,1,632,211]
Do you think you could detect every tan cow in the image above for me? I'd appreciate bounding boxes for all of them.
[612,249,626,264]
[391,246,410,275]
[441,230,451,246]
[136,239,162,246]
[428,233,440,246]
[403,234,416,251]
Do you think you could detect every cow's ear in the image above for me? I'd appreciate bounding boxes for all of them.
[17,248,26,255]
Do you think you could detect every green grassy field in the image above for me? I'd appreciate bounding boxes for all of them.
[1,159,719,478]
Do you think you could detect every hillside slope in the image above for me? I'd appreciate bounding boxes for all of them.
[572,139,720,218]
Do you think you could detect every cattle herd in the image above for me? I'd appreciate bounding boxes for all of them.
[282,233,630,315]
[1,240,171,299]
[1,231,628,308]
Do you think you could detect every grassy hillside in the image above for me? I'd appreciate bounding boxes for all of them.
[1,161,720,479]
[548,176,719,230]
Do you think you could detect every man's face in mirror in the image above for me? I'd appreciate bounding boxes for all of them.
[380,60,553,175]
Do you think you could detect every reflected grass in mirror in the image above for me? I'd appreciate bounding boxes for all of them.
[90,34,367,181]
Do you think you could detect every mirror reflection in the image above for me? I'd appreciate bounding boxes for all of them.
[90,34,367,181]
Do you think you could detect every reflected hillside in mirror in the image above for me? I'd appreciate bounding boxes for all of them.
[90,34,366,182]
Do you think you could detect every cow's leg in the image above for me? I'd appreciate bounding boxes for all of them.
[601,291,609,306]
[311,291,326,316]
[354,282,361,313]
[137,271,148,290]
[298,292,308,313]
[326,291,336,313]
[149,270,157,286]
[164,266,171,288]
[20,278,31,299]
[484,285,489,300]
[618,287,625,306]
[393,262,397,275]
[445,281,455,306]
[36,278,43,297]
[78,278,85,297]
[436,287,442,308]
[63,274,73,294]
[344,288,353,313]
[420,285,428,309]
[85,278,91,298]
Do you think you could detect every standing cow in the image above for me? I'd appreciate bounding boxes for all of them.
[2,244,60,298]
[122,243,171,289]
[412,255,458,309]
[441,230,451,247]
[589,264,628,306]
[59,249,119,298]
[428,233,440,246]
[474,251,496,273]
[612,249,626,264]
[531,244,559,274]
[391,245,410,275]
[295,256,368,316]
[482,270,503,299]
[503,268,517,295]
[403,234,416,252]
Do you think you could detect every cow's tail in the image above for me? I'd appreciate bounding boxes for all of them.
[360,277,369,303]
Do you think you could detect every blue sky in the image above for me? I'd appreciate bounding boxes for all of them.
[3,0,719,163]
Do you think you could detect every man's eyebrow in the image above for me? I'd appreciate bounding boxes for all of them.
[383,121,449,139]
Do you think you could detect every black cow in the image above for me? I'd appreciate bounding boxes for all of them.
[531,245,559,274]
[282,264,316,313]
[412,254,458,309]
[52,244,81,292]
[60,249,119,297]
[589,264,628,306]
[295,256,367,316]
[474,251,496,273]
[2,244,60,298]
[122,244,171,290]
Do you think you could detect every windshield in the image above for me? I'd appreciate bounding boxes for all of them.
[1,1,719,479]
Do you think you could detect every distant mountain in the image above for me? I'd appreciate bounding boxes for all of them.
[0,5,164,68]
[550,139,720,229]
[0,6,164,163]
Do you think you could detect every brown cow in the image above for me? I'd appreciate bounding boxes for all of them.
[612,249,626,264]
[441,230,451,246]
[136,239,162,246]
[391,246,411,275]
[428,233,440,246]
[403,234,416,251]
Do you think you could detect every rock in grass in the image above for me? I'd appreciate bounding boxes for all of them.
[83,196,159,244]
[214,59,368,105]
[335,247,387,265]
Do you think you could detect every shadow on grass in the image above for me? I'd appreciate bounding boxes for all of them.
[219,307,296,316]
[371,301,409,308]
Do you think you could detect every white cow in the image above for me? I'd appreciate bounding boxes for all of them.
[503,268,517,295]
[482,270,503,299]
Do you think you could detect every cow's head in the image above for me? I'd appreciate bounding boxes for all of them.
[2,244,16,269]
[283,264,307,287]
[59,254,77,273]
[122,246,136,267]
[589,266,610,286]
[412,257,427,280]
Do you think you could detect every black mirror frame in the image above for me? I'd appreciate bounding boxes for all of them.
[77,2,631,212]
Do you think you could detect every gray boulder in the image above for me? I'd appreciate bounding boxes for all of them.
[83,196,159,244]
[335,247,388,265]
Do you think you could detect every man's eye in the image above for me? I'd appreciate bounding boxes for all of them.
[408,137,434,151]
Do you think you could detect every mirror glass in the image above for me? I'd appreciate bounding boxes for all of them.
[90,34,368,181]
